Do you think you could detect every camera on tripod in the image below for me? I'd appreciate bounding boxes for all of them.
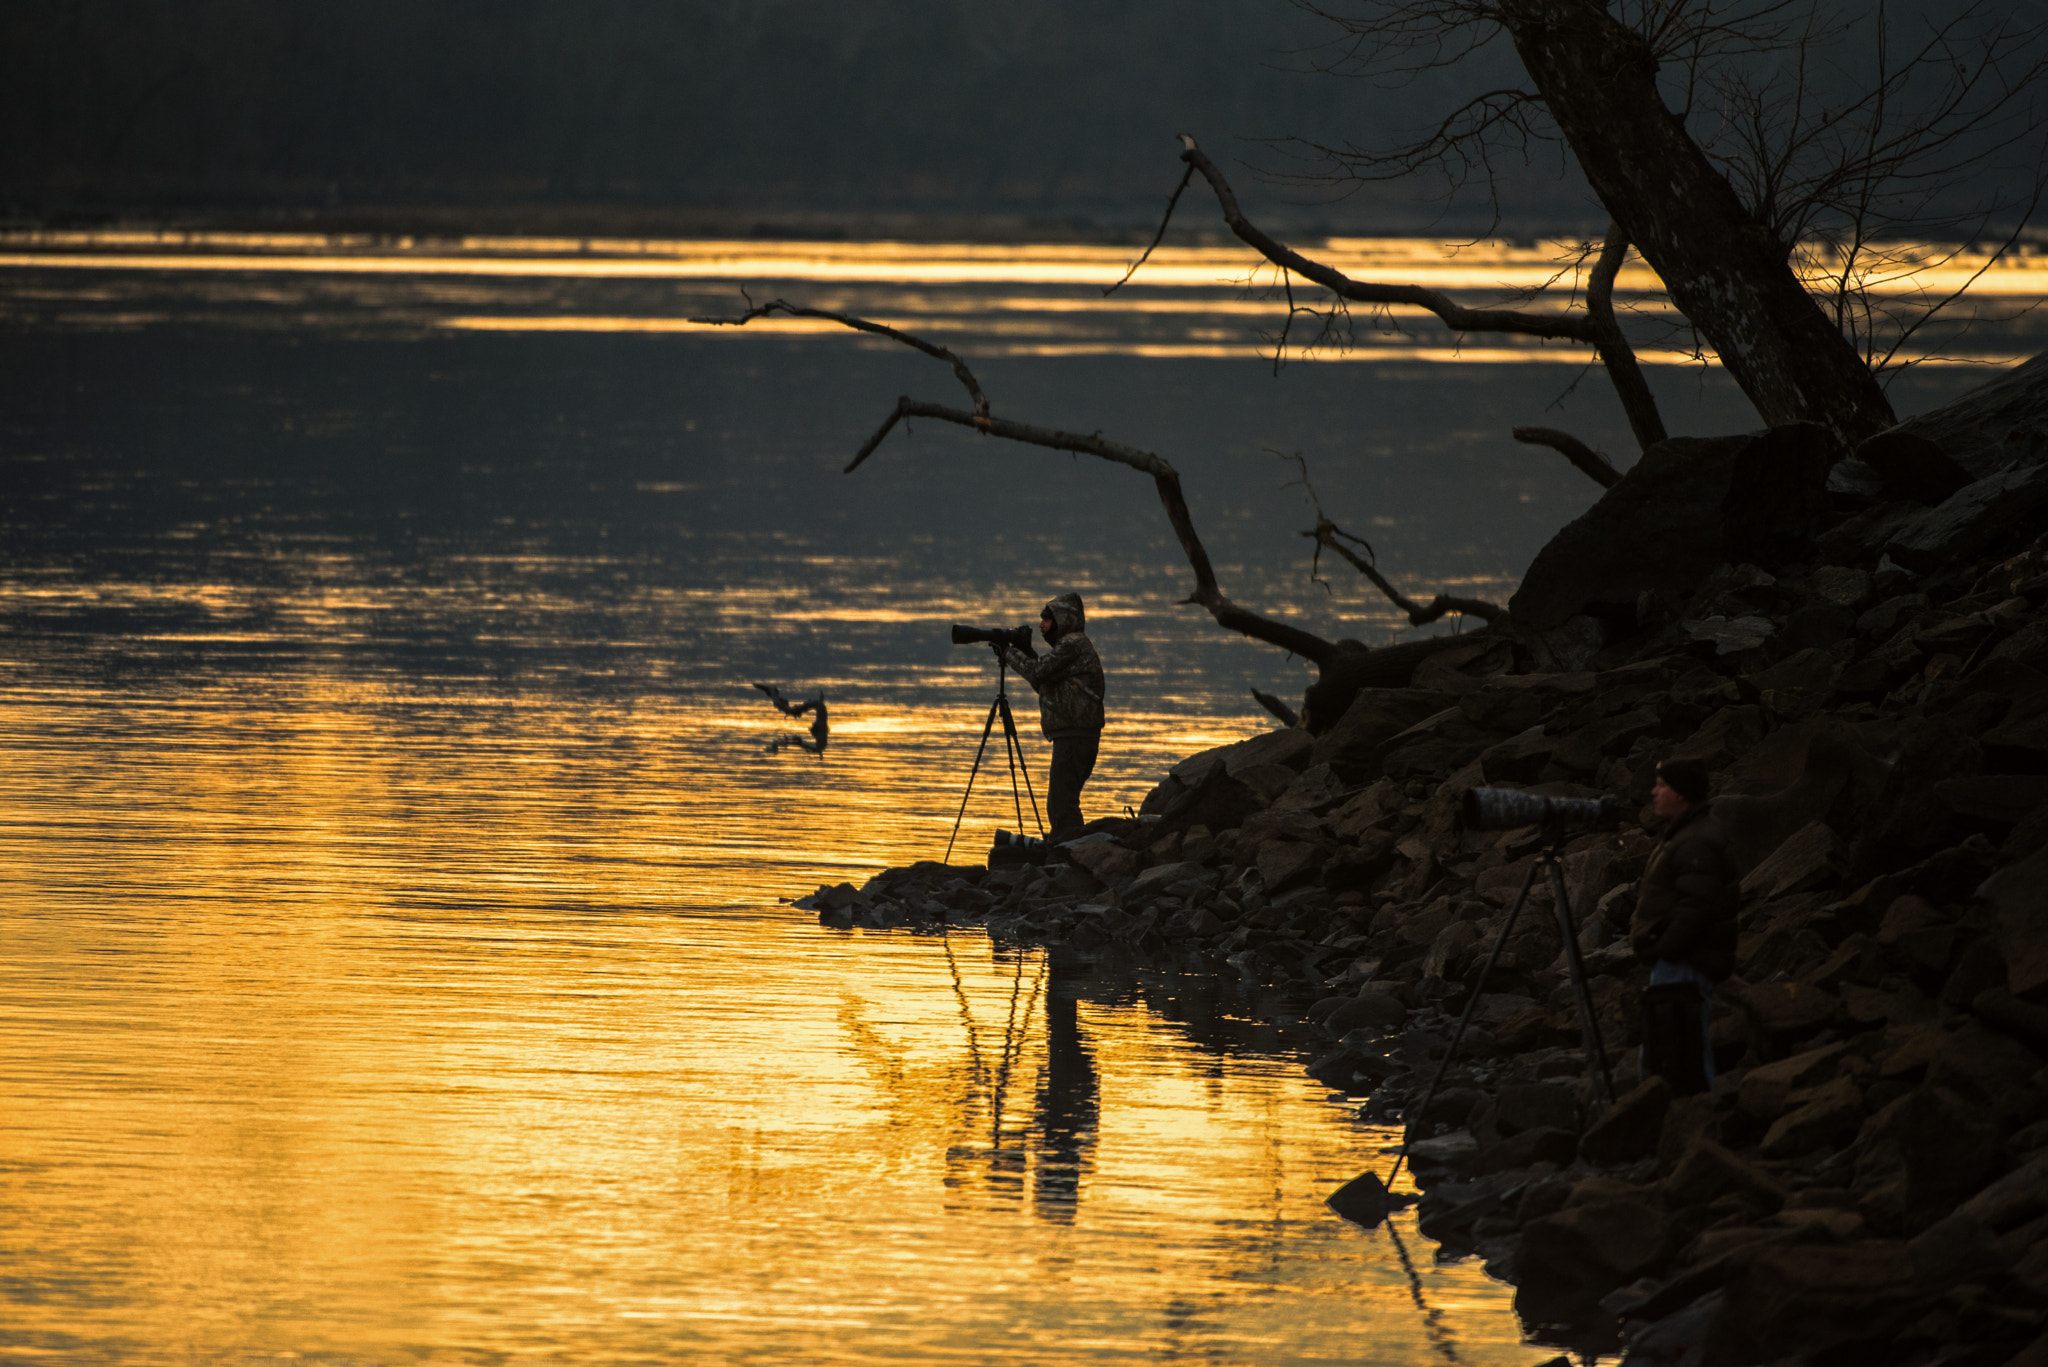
[1462,786,1621,833]
[951,623,1035,652]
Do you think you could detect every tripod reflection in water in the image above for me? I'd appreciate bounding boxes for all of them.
[940,941,1099,1223]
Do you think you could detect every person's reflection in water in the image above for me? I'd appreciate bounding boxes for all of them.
[1031,946,1099,1223]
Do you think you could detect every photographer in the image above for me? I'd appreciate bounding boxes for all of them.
[998,592,1105,841]
[1630,757,1737,1087]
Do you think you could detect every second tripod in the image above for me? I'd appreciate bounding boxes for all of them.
[942,655,1044,864]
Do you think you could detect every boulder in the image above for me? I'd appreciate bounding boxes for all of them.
[1853,1085,2003,1228]
[1737,821,1842,901]
[1515,1197,1674,1324]
[1309,688,1461,775]
[1328,990,1408,1034]
[1704,1243,1923,1365]
[1736,1041,1850,1119]
[1741,980,1839,1041]
[1885,459,2048,571]
[1853,429,1977,504]
[1146,762,1267,844]
[1125,859,1214,900]
[1580,1077,1673,1166]
[1662,1136,1787,1210]
[1326,1169,1394,1228]
[1886,352,2048,475]
[1511,423,1841,632]
[1935,773,2048,825]
[1759,1077,1864,1158]
[1254,840,1329,894]
[1982,841,2048,995]
[1170,727,1313,784]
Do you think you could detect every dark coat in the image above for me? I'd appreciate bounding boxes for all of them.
[1003,592,1105,740]
[1631,801,1738,979]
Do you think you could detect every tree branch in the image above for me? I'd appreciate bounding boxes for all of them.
[1586,221,1668,449]
[1511,425,1623,488]
[1305,518,1507,627]
[690,298,991,421]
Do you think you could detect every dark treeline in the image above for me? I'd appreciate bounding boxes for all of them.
[0,0,1578,231]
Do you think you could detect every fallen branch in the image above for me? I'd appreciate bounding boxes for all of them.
[701,295,1491,727]
[1511,426,1624,489]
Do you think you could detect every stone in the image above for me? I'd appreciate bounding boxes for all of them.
[1235,762,1301,803]
[1737,820,1843,900]
[1511,424,1840,632]
[1876,894,1956,973]
[1170,727,1313,784]
[1326,1169,1394,1227]
[1886,460,2048,571]
[1494,1081,1582,1137]
[1737,1041,1850,1119]
[1956,1150,2048,1232]
[1308,687,1461,776]
[1760,1076,1864,1158]
[1667,705,1766,770]
[1330,779,1405,841]
[1742,980,1839,1041]
[1853,1085,2004,1227]
[1579,1076,1673,1166]
[1515,1197,1674,1323]
[1662,1136,1787,1210]
[1936,773,2048,825]
[1682,613,1777,655]
[1420,919,1480,979]
[1927,1020,2048,1125]
[1330,989,1408,1034]
[1255,840,1329,894]
[1272,761,1345,810]
[1983,840,2048,995]
[1809,564,1874,609]
[1972,987,2048,1054]
[1470,1125,1579,1174]
[1854,429,1977,504]
[1146,762,1267,842]
[1705,1243,1923,1365]
[1885,352,2048,475]
[1478,726,1556,783]
[1126,859,1212,900]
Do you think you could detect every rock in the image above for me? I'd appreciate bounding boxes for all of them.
[1420,919,1480,979]
[1956,1150,2048,1232]
[1309,687,1460,775]
[1515,1197,1674,1323]
[1936,773,2048,825]
[1272,761,1346,810]
[1907,1208,2014,1288]
[1853,1085,2003,1228]
[1705,1243,1922,1365]
[1329,989,1408,1034]
[1255,840,1329,893]
[1886,460,2048,571]
[1682,613,1776,655]
[1326,1169,1394,1227]
[1147,762,1267,843]
[1854,429,1977,504]
[1760,1076,1864,1158]
[1737,1041,1850,1119]
[1983,840,2048,995]
[1171,727,1313,784]
[1876,894,1956,973]
[1126,858,1213,900]
[1478,726,1556,783]
[1330,779,1405,840]
[1737,820,1843,900]
[1972,987,2048,1053]
[1511,424,1840,632]
[1887,352,2048,476]
[1064,840,1146,893]
[1741,980,1839,1041]
[1662,1136,1787,1210]
[1809,564,1875,609]
[1667,705,1767,770]
[1494,1081,1582,1137]
[1471,1125,1580,1174]
[1927,1020,2048,1125]
[1580,1077,1673,1166]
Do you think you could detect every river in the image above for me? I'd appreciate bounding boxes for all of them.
[0,233,2026,1364]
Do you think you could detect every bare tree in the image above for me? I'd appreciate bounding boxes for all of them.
[693,299,1502,731]
[1254,0,2048,441]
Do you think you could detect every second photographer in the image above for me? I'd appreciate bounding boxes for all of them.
[998,592,1106,842]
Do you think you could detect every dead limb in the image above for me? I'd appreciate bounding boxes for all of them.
[1511,426,1623,488]
[1250,687,1301,728]
[690,298,990,421]
[1124,135,1668,453]
[1281,451,1508,628]
[705,295,1488,727]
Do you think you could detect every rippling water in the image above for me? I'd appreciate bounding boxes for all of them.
[1,235,2021,1363]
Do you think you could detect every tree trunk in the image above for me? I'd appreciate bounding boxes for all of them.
[1501,0,1898,442]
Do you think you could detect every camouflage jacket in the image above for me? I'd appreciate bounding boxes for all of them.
[1002,592,1105,739]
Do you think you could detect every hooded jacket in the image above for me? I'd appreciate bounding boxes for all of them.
[1630,801,1738,979]
[1002,592,1105,740]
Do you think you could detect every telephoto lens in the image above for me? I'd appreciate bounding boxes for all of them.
[1461,786,1619,832]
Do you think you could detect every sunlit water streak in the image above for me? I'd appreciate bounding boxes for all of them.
[0,238,2020,1364]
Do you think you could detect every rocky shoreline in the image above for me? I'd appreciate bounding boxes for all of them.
[795,395,2048,1364]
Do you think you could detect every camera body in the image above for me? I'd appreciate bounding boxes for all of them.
[1462,786,1621,834]
[951,623,1035,652]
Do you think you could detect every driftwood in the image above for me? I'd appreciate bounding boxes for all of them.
[695,299,1493,730]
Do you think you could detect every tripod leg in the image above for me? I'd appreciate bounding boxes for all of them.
[943,695,1009,865]
[1548,856,1617,1107]
[1385,856,1543,1190]
[997,695,1045,836]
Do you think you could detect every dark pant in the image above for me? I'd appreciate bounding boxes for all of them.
[1048,733,1100,838]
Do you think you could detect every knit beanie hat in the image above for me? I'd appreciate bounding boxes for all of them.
[1656,757,1711,804]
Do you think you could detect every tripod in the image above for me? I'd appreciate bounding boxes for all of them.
[1387,832,1616,1188]
[943,656,1044,864]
